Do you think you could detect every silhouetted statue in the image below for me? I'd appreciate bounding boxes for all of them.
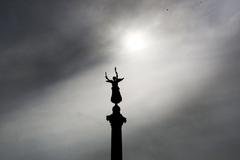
[105,67,124,105]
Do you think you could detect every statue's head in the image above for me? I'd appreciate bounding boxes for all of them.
[113,76,117,81]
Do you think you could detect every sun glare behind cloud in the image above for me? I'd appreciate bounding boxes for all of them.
[121,30,150,52]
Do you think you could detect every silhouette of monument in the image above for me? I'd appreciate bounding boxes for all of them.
[106,67,126,160]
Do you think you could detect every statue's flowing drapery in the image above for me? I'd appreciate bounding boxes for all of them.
[111,85,122,104]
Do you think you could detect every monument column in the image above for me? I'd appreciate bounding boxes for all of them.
[105,67,126,160]
[107,105,126,160]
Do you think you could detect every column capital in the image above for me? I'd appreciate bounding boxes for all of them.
[106,105,126,126]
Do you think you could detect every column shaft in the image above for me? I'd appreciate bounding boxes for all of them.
[111,125,123,160]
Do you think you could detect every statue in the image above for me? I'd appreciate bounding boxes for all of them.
[105,67,124,105]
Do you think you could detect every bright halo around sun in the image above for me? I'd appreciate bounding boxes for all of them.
[121,30,150,52]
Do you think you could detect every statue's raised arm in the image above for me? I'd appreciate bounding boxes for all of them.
[115,67,124,82]
[117,77,124,82]
[114,67,118,78]
[105,72,112,83]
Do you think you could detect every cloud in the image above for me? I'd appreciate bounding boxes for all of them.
[0,0,109,114]
[0,0,240,160]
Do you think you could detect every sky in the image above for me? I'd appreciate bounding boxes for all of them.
[0,0,240,160]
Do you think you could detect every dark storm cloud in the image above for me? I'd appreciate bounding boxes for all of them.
[0,0,109,114]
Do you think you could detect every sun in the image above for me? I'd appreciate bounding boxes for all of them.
[122,30,149,52]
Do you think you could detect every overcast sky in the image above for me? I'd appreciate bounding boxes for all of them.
[0,0,240,160]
